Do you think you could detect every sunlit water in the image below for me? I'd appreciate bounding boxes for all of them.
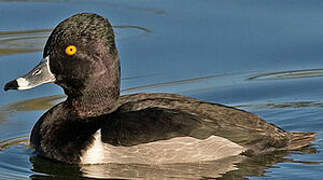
[0,0,323,179]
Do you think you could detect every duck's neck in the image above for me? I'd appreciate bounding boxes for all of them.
[67,86,120,118]
[66,57,121,118]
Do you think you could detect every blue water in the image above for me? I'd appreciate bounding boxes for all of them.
[0,0,323,179]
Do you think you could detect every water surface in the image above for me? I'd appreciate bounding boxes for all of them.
[0,0,323,179]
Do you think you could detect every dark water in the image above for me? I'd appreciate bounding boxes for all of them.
[0,0,323,179]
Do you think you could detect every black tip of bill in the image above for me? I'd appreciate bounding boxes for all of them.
[4,80,18,91]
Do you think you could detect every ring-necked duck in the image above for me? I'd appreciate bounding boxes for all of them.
[4,13,316,164]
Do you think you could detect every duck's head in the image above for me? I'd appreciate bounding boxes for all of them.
[4,13,120,101]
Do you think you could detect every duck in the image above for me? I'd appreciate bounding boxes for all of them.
[4,13,316,165]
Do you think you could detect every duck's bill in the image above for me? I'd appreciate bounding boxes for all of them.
[4,56,56,91]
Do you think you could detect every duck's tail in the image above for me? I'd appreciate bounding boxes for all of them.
[287,132,317,150]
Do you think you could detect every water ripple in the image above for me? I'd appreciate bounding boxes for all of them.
[0,73,229,114]
[248,69,323,81]
[0,29,49,56]
[0,25,151,56]
[0,136,29,151]
[122,73,234,93]
[1,95,65,113]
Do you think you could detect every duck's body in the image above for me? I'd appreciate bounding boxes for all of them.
[4,13,316,164]
[30,92,315,164]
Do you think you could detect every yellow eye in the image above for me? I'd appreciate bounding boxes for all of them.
[65,45,77,55]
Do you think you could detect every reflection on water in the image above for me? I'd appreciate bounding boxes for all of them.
[0,25,151,56]
[123,73,229,92]
[0,136,28,151]
[1,95,65,113]
[5,137,294,179]
[0,29,49,56]
[26,148,317,179]
[2,139,315,179]
[220,148,318,180]
[30,155,243,179]
[248,69,323,81]
[0,95,64,124]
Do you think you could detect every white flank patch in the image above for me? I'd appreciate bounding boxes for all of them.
[80,134,246,165]
[80,129,105,164]
[16,78,30,90]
